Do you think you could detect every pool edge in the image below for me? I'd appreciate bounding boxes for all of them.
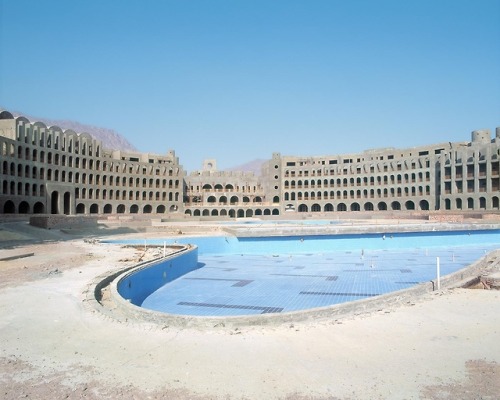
[97,248,500,329]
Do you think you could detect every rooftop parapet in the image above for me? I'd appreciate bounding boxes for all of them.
[188,170,257,178]
[471,129,491,144]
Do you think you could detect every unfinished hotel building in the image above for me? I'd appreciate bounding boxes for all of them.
[1,110,499,219]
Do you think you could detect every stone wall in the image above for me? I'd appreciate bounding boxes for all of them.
[428,214,465,223]
[29,215,99,229]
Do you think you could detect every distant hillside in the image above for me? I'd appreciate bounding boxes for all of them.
[9,110,137,152]
[226,159,266,176]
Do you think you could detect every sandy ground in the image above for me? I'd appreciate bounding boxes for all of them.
[0,223,499,399]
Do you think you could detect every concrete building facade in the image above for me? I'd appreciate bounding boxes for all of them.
[184,159,280,218]
[1,109,499,218]
[0,111,184,217]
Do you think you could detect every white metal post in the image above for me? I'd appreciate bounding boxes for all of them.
[436,256,441,290]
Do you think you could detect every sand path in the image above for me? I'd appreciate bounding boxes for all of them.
[0,230,499,399]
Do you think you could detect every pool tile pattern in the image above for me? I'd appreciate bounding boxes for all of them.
[141,243,499,317]
[270,273,338,281]
[299,291,379,297]
[185,277,253,287]
[178,301,283,314]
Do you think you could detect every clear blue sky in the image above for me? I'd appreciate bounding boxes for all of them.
[1,0,499,172]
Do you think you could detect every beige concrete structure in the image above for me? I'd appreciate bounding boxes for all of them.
[184,158,280,218]
[1,109,499,217]
[0,110,184,216]
[270,131,500,215]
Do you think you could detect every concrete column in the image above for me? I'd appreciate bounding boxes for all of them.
[474,150,480,194]
[486,146,492,194]
[70,192,76,215]
[450,153,456,195]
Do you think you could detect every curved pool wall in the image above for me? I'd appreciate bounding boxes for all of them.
[108,229,500,312]
[107,229,500,256]
[116,245,198,306]
[107,247,500,328]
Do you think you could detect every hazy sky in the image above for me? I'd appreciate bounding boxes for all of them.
[1,0,499,172]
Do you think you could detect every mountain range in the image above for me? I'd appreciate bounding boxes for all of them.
[226,158,266,176]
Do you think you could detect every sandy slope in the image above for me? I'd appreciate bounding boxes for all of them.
[0,235,499,400]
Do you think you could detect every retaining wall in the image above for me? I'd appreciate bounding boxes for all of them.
[30,215,99,229]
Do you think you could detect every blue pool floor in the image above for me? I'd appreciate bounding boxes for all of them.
[141,243,498,317]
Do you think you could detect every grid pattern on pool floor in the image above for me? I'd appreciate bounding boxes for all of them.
[140,244,498,316]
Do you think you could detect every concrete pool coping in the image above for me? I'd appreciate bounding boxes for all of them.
[90,242,500,329]
[221,221,500,237]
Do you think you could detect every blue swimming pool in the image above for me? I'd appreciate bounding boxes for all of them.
[109,229,500,317]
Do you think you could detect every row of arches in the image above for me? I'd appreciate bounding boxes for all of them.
[443,196,500,210]
[75,188,180,202]
[185,208,280,218]
[285,186,431,201]
[1,134,180,178]
[205,195,263,204]
[197,183,260,192]
[75,203,179,214]
[2,200,45,214]
[14,117,101,156]
[2,159,181,189]
[2,180,45,197]
[284,173,431,189]
[283,158,429,179]
[294,200,431,213]
[8,146,179,177]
